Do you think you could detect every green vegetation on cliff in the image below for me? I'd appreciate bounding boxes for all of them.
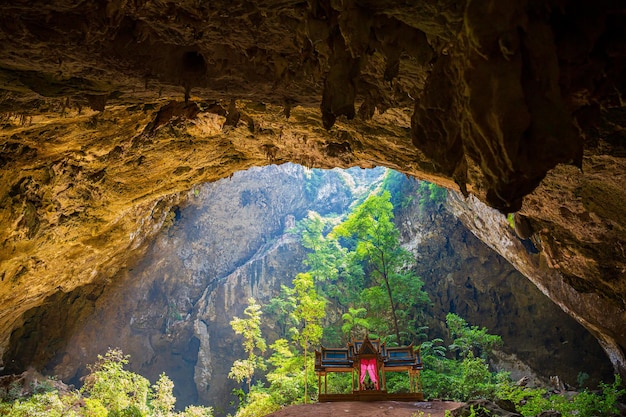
[227,176,625,417]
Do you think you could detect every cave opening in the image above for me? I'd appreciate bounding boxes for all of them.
[0,164,613,413]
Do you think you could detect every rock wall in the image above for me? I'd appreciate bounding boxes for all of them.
[395,185,613,387]
[1,165,380,412]
[447,191,626,382]
[1,167,614,415]
[1,0,624,382]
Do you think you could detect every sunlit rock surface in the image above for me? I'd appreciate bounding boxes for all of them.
[2,165,383,411]
[0,0,625,384]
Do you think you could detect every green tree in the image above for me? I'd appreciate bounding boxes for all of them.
[179,405,215,417]
[335,191,429,345]
[265,339,304,406]
[297,212,364,307]
[264,286,297,338]
[151,373,176,417]
[291,272,326,403]
[446,313,502,359]
[299,213,341,283]
[0,349,214,417]
[81,348,151,415]
[229,298,268,395]
[341,307,371,341]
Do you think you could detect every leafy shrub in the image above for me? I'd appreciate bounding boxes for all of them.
[420,316,504,402]
[325,372,352,394]
[497,374,625,417]
[178,405,214,417]
[386,373,411,394]
[0,382,22,402]
[232,389,281,417]
[4,391,71,417]
[81,348,150,415]
[0,349,214,417]
[84,397,108,417]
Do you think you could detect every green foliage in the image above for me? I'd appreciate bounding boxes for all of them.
[334,191,430,345]
[458,353,498,399]
[577,371,590,388]
[422,352,503,401]
[264,339,306,405]
[0,382,23,403]
[151,373,176,417]
[82,348,151,415]
[178,405,214,417]
[506,213,515,229]
[386,373,411,394]
[232,339,312,417]
[229,298,267,395]
[303,169,324,200]
[324,373,353,395]
[291,272,326,403]
[419,317,505,402]
[446,313,502,359]
[3,391,73,417]
[296,212,364,306]
[299,213,341,282]
[341,307,371,340]
[417,181,447,209]
[289,189,429,351]
[496,375,625,417]
[232,389,281,417]
[84,397,109,417]
[359,285,393,340]
[0,349,214,417]
[381,170,416,210]
[263,286,297,337]
[291,273,326,350]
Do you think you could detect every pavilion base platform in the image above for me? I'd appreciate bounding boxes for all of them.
[318,391,424,402]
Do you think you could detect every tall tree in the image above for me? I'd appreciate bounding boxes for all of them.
[291,272,326,403]
[334,191,428,345]
[299,212,345,284]
[299,211,365,317]
[229,298,267,395]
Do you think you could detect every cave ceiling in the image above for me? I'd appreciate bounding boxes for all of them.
[0,0,625,376]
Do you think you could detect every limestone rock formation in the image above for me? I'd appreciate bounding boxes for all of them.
[1,165,382,411]
[396,186,613,387]
[1,167,613,414]
[0,0,625,385]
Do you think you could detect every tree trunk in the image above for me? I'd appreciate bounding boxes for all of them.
[382,272,401,344]
[304,334,308,403]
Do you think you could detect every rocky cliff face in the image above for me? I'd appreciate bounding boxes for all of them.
[395,186,613,386]
[0,0,625,388]
[1,167,613,414]
[447,191,626,386]
[1,164,382,411]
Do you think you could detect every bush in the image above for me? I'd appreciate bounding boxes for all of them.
[496,375,625,417]
[4,391,72,417]
[179,405,214,417]
[233,389,281,417]
[386,373,411,394]
[81,349,150,415]
[421,334,503,401]
[0,348,214,417]
[325,372,352,394]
